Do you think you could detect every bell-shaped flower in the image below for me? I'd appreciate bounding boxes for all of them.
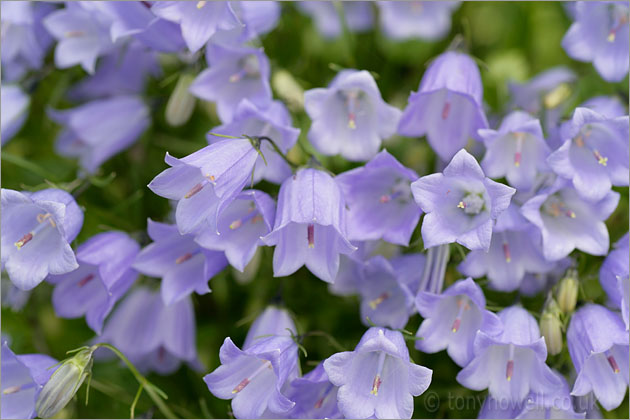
[208,99,300,184]
[457,306,561,403]
[520,178,619,261]
[285,362,342,419]
[204,335,299,418]
[262,168,356,283]
[48,231,139,334]
[190,43,272,122]
[304,69,401,161]
[133,219,227,305]
[195,190,274,273]
[148,137,261,234]
[562,1,629,82]
[377,1,459,40]
[49,95,150,173]
[1,188,83,291]
[411,149,515,251]
[297,1,373,38]
[243,305,297,350]
[398,51,489,161]
[336,150,421,245]
[567,304,629,411]
[1,85,30,145]
[97,287,200,375]
[600,233,629,330]
[547,107,629,202]
[1,341,57,420]
[415,278,502,367]
[479,111,552,192]
[324,327,432,419]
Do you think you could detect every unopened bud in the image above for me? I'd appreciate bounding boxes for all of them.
[557,269,579,314]
[36,346,95,419]
[540,298,563,356]
[165,74,196,127]
[271,69,304,112]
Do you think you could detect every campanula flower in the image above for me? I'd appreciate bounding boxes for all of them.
[600,233,629,329]
[204,335,299,418]
[262,168,356,283]
[49,95,150,173]
[457,306,561,403]
[567,304,629,411]
[190,43,272,122]
[297,1,373,38]
[562,1,629,82]
[1,188,83,291]
[285,362,342,419]
[411,149,515,251]
[336,150,421,245]
[304,70,401,161]
[1,84,29,145]
[398,51,489,161]
[415,278,502,367]
[133,219,227,305]
[208,99,300,184]
[1,341,57,420]
[48,231,139,334]
[547,107,629,202]
[324,327,432,419]
[520,178,619,261]
[377,1,459,40]
[242,305,297,350]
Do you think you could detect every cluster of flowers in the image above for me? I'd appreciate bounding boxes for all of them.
[1,1,629,419]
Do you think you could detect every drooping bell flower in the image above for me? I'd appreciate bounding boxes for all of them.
[324,327,432,419]
[148,137,261,235]
[243,305,297,350]
[479,111,552,192]
[47,231,139,334]
[133,219,227,305]
[580,95,627,118]
[415,278,502,367]
[208,99,300,184]
[195,190,274,273]
[520,178,619,261]
[456,306,561,403]
[1,341,57,420]
[49,95,150,173]
[297,1,373,38]
[285,362,342,419]
[398,51,489,161]
[1,85,29,145]
[377,1,460,40]
[600,233,629,330]
[336,150,421,245]
[204,335,299,418]
[1,188,83,291]
[547,107,629,202]
[190,43,272,122]
[97,287,200,375]
[567,304,629,411]
[304,70,401,162]
[562,1,629,82]
[411,149,515,251]
[262,168,356,283]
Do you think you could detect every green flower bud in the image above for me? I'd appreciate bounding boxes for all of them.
[165,74,196,127]
[557,269,579,314]
[540,298,563,356]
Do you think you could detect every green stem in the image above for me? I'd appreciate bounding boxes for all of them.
[257,136,299,170]
[131,384,144,419]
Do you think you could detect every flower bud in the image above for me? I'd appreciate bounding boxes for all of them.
[557,269,579,314]
[540,298,563,356]
[165,74,196,127]
[36,347,95,419]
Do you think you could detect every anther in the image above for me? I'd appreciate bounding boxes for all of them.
[307,224,315,248]
[78,274,95,287]
[369,292,390,309]
[606,351,620,373]
[176,253,193,264]
[442,102,451,120]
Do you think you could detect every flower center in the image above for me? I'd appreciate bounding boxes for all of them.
[451,296,471,333]
[512,132,526,167]
[457,193,485,215]
[229,55,261,83]
[229,207,262,230]
[543,196,576,219]
[573,127,608,166]
[607,6,629,42]
[339,89,364,130]
[368,292,391,309]
[379,178,412,204]
[370,346,387,396]
[14,213,57,249]
[232,359,273,394]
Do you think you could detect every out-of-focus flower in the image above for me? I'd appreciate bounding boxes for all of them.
[377,1,459,40]
[285,362,341,419]
[600,233,629,329]
[165,73,196,127]
[1,188,83,291]
[242,305,297,350]
[297,1,373,38]
[540,297,563,356]
[1,85,30,145]
[580,95,627,118]
[1,273,31,311]
[211,1,281,45]
[556,268,579,314]
[508,66,576,116]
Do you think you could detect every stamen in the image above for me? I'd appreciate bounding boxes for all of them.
[451,297,470,333]
[593,150,608,166]
[458,193,485,215]
[232,378,250,394]
[15,233,33,249]
[64,31,84,38]
[506,344,515,381]
[313,383,334,409]
[229,208,260,230]
[380,195,391,203]
[502,233,511,263]
[348,113,356,130]
[78,274,95,287]
[371,351,386,396]
[176,253,193,264]
[15,213,56,249]
[157,346,166,362]
[3,385,21,395]
[184,182,205,199]
[229,69,246,83]
[307,224,315,248]
[457,201,465,209]
[369,292,390,309]
[196,1,207,8]
[513,132,524,167]
[606,351,620,373]
[442,102,451,120]
[232,360,272,394]
[344,90,359,130]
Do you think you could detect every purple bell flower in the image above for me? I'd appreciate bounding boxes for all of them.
[148,138,261,234]
[324,327,432,419]
[190,43,272,122]
[336,150,421,245]
[1,84,30,145]
[411,149,515,251]
[195,190,275,272]
[600,233,629,330]
[262,168,357,283]
[398,51,489,161]
[285,362,342,419]
[242,305,297,350]
[580,95,627,118]
[1,341,57,420]
[49,95,150,173]
[567,304,629,411]
[520,178,619,261]
[415,278,502,367]
[479,111,552,192]
[204,335,299,418]
[304,70,401,162]
[547,107,629,202]
[98,287,200,375]
[133,219,227,305]
[208,99,300,184]
[562,1,629,82]
[457,306,561,403]
[297,1,373,39]
[48,231,139,334]
[1,188,83,291]
[377,1,460,40]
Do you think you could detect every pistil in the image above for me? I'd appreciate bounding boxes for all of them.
[15,213,56,249]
